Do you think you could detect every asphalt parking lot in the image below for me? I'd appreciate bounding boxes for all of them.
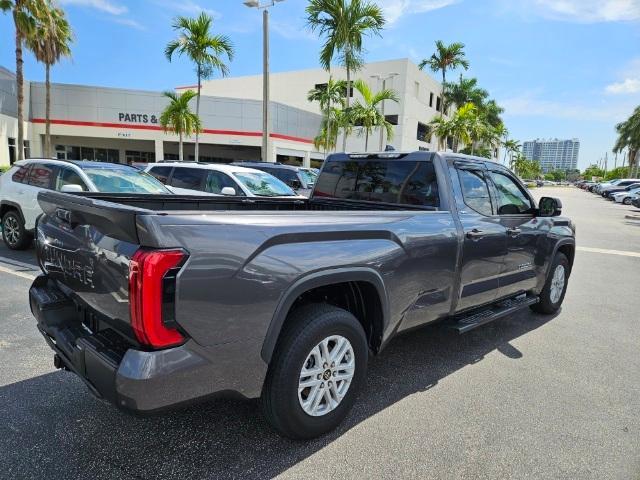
[0,187,638,480]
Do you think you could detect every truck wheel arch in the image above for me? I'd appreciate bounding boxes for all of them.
[552,240,575,275]
[261,268,389,364]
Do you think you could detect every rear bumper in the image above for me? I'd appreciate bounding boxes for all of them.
[30,276,267,412]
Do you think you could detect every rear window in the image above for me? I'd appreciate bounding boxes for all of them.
[11,165,30,184]
[147,166,173,184]
[314,160,439,207]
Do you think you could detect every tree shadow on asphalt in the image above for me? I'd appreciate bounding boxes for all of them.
[0,310,558,480]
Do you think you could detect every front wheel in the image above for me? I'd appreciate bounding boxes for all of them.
[261,304,368,439]
[623,197,633,205]
[531,252,569,314]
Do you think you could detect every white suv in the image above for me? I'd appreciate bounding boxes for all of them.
[0,159,171,250]
[145,162,301,198]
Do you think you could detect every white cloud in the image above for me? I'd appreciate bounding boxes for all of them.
[529,0,640,23]
[606,78,640,94]
[150,0,221,19]
[378,0,459,25]
[500,92,630,121]
[112,17,145,30]
[58,0,127,16]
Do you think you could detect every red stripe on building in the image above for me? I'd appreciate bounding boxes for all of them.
[31,118,313,144]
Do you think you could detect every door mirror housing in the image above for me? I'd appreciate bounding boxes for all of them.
[288,178,303,190]
[60,184,84,193]
[220,186,237,196]
[538,197,562,217]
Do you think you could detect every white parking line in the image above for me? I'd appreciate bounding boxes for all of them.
[577,246,640,258]
[0,264,36,280]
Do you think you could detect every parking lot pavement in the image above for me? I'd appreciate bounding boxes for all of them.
[0,187,638,480]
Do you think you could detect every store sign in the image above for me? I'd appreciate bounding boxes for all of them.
[118,113,158,124]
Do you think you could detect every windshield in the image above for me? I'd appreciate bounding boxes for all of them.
[83,167,172,194]
[233,171,296,197]
[298,169,316,187]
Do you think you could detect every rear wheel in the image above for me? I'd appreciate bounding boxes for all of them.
[261,304,368,439]
[623,197,633,205]
[531,252,569,314]
[2,211,31,250]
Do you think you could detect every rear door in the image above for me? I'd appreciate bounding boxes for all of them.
[22,162,56,228]
[450,161,508,312]
[486,167,540,299]
[169,167,208,194]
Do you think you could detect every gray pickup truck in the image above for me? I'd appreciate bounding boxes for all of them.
[29,152,575,439]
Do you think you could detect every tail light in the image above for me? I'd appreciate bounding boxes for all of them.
[129,249,187,349]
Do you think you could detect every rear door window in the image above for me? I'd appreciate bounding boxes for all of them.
[147,166,173,184]
[457,168,493,216]
[314,160,439,207]
[170,168,207,191]
[27,162,55,189]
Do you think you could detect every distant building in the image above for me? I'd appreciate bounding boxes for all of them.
[522,138,580,173]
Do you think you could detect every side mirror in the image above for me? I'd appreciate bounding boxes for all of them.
[538,197,562,217]
[288,178,303,190]
[60,184,84,193]
[220,186,236,196]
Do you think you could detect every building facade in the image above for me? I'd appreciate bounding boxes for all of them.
[1,58,489,168]
[522,138,580,173]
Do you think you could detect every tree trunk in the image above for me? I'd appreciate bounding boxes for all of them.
[195,64,201,162]
[179,131,183,162]
[45,64,51,158]
[342,67,350,152]
[364,128,368,152]
[441,70,446,119]
[14,16,24,162]
[471,142,475,155]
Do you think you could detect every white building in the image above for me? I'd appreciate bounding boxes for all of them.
[1,58,482,168]
[522,138,580,173]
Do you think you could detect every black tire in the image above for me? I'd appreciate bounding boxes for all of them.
[2,210,32,250]
[531,252,569,314]
[623,197,632,205]
[261,303,368,440]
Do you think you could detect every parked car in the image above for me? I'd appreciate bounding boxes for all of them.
[29,151,575,439]
[633,196,640,208]
[231,161,316,197]
[604,182,640,199]
[612,186,640,204]
[598,179,640,196]
[0,159,172,250]
[145,162,301,198]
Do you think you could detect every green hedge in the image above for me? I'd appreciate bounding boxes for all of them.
[0,165,11,174]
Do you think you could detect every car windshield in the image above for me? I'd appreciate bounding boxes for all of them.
[83,167,172,194]
[298,169,316,187]
[233,171,296,197]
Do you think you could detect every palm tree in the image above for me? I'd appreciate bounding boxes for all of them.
[159,90,202,162]
[420,41,469,119]
[1,0,43,162]
[614,106,640,177]
[27,3,72,158]
[445,75,488,110]
[503,139,521,166]
[306,0,385,150]
[308,77,346,154]
[348,79,398,151]
[429,116,456,151]
[165,12,233,162]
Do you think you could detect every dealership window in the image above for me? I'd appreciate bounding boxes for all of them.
[7,138,29,164]
[385,114,399,126]
[125,150,155,164]
[417,122,431,142]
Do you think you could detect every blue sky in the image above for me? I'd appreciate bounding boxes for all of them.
[1,0,639,169]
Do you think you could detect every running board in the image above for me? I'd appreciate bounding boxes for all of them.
[449,294,539,334]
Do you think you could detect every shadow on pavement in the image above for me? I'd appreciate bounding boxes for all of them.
[0,310,557,479]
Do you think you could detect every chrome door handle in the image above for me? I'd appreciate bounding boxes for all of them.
[466,229,484,240]
[507,227,522,237]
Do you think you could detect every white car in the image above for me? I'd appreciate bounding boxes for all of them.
[145,162,303,198]
[0,159,172,250]
[612,186,640,205]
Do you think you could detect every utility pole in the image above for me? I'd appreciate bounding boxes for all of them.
[243,0,285,163]
[370,73,399,151]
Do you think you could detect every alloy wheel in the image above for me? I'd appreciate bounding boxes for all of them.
[549,264,565,304]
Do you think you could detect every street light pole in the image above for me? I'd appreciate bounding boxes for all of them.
[370,73,398,151]
[244,0,284,163]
